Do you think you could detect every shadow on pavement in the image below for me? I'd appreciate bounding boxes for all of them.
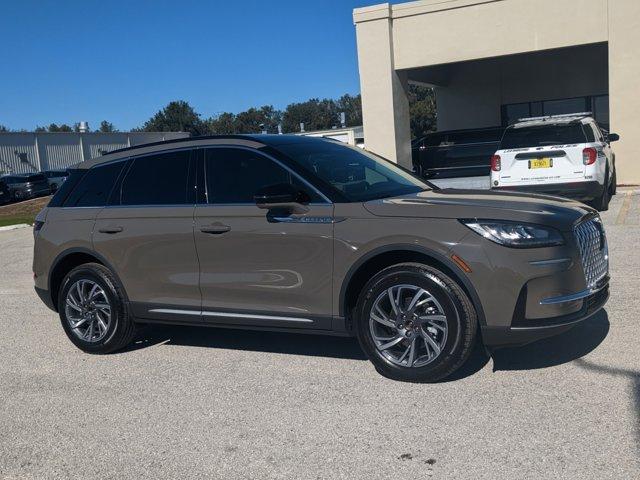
[491,310,610,371]
[126,324,368,361]
[574,357,640,456]
[124,310,610,381]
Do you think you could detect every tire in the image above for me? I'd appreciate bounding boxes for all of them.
[58,263,136,354]
[590,172,610,211]
[609,168,617,196]
[355,263,477,383]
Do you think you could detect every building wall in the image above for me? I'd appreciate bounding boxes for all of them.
[390,0,608,70]
[0,132,189,174]
[608,0,640,184]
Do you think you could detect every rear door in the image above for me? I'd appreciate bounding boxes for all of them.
[498,123,587,185]
[93,149,201,322]
[194,147,334,330]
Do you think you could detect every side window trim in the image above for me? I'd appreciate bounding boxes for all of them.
[203,146,332,206]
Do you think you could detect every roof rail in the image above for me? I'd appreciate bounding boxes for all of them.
[517,112,592,122]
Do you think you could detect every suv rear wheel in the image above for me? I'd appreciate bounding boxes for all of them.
[58,263,136,353]
[355,263,477,382]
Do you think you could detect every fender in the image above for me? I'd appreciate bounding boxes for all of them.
[338,243,487,326]
[48,247,131,309]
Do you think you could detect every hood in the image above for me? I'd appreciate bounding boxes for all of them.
[363,188,594,231]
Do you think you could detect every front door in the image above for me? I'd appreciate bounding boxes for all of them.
[194,147,334,330]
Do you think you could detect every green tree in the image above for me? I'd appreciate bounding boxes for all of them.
[0,125,8,132]
[140,100,204,135]
[97,120,117,132]
[336,94,362,127]
[408,85,437,139]
[47,123,73,132]
[282,98,339,133]
[235,106,282,133]
[205,106,282,134]
[205,112,236,134]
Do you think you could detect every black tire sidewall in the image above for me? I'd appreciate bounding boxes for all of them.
[58,265,123,353]
[355,265,471,382]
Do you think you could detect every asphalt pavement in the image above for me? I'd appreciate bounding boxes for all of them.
[0,190,638,479]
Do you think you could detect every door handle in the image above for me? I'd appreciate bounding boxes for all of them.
[200,224,231,235]
[98,226,123,234]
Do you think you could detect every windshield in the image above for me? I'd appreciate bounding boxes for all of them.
[501,124,587,149]
[277,141,430,202]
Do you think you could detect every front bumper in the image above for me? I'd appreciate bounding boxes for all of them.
[481,283,609,347]
[492,181,604,201]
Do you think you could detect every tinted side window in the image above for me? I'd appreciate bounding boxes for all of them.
[63,162,125,207]
[205,148,322,204]
[120,150,191,206]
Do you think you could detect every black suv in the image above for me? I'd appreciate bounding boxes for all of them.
[412,127,504,180]
[0,178,10,205]
[1,173,51,201]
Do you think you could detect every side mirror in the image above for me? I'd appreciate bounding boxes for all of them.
[608,133,620,142]
[254,183,310,214]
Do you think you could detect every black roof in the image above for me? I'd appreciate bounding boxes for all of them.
[106,134,329,156]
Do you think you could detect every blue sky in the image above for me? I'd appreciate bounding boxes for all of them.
[0,0,398,131]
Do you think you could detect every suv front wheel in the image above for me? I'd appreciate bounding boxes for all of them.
[355,263,477,383]
[58,263,136,353]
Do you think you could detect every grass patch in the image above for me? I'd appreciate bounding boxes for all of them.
[0,196,51,227]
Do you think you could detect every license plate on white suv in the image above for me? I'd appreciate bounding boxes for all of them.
[529,158,553,169]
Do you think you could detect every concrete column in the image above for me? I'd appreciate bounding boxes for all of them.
[354,4,412,168]
[608,0,640,184]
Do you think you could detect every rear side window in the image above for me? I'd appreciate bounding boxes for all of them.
[500,124,586,149]
[49,170,84,207]
[27,174,46,182]
[62,162,125,207]
[120,150,191,206]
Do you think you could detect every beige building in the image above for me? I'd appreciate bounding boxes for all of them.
[354,0,640,183]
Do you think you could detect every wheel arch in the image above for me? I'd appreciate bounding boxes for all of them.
[48,247,128,312]
[339,244,486,331]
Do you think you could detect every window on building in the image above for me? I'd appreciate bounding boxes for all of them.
[120,150,191,205]
[592,95,610,130]
[502,95,609,129]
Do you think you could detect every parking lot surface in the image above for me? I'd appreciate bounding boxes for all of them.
[1,190,639,480]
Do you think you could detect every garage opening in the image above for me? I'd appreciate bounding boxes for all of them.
[405,43,609,187]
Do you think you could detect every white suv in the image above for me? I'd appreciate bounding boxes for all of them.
[490,113,619,210]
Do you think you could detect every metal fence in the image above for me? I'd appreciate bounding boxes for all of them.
[0,131,189,174]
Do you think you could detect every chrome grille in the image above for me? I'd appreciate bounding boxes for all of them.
[574,216,609,289]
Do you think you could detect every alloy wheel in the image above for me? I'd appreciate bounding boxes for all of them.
[64,279,112,343]
[369,284,448,368]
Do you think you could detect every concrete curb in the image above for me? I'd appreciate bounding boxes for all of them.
[0,223,30,232]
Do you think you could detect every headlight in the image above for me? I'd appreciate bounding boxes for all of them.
[460,220,564,248]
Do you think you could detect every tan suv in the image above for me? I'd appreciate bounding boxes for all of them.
[33,136,610,382]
